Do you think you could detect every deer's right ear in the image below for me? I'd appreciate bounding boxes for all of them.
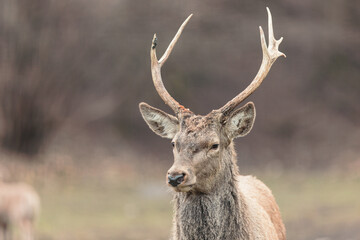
[224,102,256,139]
[139,102,179,139]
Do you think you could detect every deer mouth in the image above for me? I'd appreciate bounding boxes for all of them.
[174,183,195,192]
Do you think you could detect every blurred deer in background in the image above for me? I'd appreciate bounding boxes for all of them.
[139,8,286,240]
[0,167,40,240]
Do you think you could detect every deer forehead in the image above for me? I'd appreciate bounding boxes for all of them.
[176,115,221,144]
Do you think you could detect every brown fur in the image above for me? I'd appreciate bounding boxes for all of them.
[140,104,286,240]
[0,182,40,240]
[238,175,286,240]
[140,8,286,239]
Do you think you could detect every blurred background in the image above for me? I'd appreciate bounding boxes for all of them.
[0,0,359,239]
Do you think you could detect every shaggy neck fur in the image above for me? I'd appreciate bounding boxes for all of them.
[172,143,251,240]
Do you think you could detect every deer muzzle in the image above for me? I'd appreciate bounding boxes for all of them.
[168,173,185,187]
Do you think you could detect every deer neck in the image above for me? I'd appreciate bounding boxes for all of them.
[173,143,251,240]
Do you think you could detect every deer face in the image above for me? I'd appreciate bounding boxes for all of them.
[167,114,222,193]
[139,102,255,193]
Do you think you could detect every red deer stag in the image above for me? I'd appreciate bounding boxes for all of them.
[139,8,286,240]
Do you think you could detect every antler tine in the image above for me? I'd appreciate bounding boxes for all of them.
[218,8,285,120]
[151,14,193,116]
[266,7,286,59]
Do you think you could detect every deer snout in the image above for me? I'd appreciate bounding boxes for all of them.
[168,173,186,187]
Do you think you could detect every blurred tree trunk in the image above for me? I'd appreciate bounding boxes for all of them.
[0,0,79,157]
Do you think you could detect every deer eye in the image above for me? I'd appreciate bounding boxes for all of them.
[211,144,219,150]
[171,142,175,148]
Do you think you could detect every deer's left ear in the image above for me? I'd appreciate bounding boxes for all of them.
[224,102,256,139]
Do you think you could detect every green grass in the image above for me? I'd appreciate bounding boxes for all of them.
[35,171,360,240]
[36,177,173,240]
[263,172,360,240]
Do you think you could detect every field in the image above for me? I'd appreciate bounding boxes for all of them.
[29,166,360,240]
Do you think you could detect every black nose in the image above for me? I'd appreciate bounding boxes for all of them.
[168,173,185,187]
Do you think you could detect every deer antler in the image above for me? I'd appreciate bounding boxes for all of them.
[150,14,193,116]
[217,8,286,119]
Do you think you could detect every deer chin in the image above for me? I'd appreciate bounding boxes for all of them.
[173,183,195,192]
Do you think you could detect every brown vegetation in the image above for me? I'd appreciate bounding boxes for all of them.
[0,0,358,169]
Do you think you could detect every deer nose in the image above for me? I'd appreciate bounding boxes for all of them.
[168,173,185,187]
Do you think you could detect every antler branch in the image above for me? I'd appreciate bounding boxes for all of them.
[150,14,193,115]
[218,7,286,118]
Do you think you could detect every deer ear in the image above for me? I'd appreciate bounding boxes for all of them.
[139,102,179,139]
[225,102,256,139]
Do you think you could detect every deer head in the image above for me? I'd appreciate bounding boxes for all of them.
[140,8,285,193]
